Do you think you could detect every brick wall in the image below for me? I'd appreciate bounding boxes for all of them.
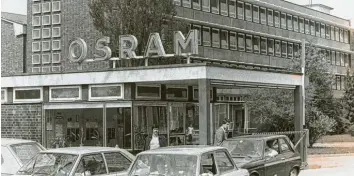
[1,20,25,76]
[1,104,43,143]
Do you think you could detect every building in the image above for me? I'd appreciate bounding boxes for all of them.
[1,0,353,154]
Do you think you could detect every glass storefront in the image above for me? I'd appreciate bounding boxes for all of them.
[215,103,245,137]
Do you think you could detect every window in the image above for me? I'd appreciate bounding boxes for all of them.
[52,53,61,63]
[320,23,325,38]
[52,27,61,37]
[32,4,40,14]
[215,151,234,174]
[253,36,260,53]
[340,29,344,42]
[245,3,252,21]
[229,32,237,50]
[304,19,309,34]
[52,14,61,24]
[281,41,287,58]
[32,54,40,64]
[279,138,292,153]
[331,26,335,40]
[325,25,331,39]
[202,27,211,46]
[237,1,244,20]
[331,51,336,65]
[166,86,188,100]
[288,42,293,58]
[75,154,107,175]
[287,14,292,30]
[183,0,191,8]
[201,153,217,175]
[52,1,61,11]
[341,76,345,90]
[211,0,219,14]
[13,87,43,103]
[315,22,320,37]
[293,16,298,32]
[32,16,41,26]
[275,40,281,57]
[260,7,266,25]
[212,28,220,48]
[202,0,210,12]
[193,88,213,100]
[326,50,331,63]
[42,28,50,38]
[274,11,280,28]
[229,0,236,18]
[89,84,123,100]
[344,54,349,67]
[174,0,181,5]
[42,41,50,51]
[298,18,304,33]
[245,35,252,52]
[336,52,340,66]
[32,29,40,39]
[336,76,341,90]
[1,89,7,103]
[42,15,51,25]
[253,5,259,23]
[136,85,161,99]
[52,40,61,50]
[192,25,201,45]
[310,21,315,36]
[42,54,50,64]
[335,27,339,41]
[42,2,51,13]
[280,12,286,29]
[237,33,245,51]
[294,44,299,58]
[344,30,349,43]
[104,152,131,173]
[268,39,274,56]
[52,66,61,72]
[220,0,228,16]
[260,37,267,55]
[340,53,345,67]
[32,42,40,52]
[220,30,228,49]
[42,66,51,73]
[267,9,273,26]
[50,86,81,101]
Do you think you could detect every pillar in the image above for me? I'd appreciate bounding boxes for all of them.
[198,79,211,145]
[294,85,306,164]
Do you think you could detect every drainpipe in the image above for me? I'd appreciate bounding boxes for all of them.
[22,34,27,73]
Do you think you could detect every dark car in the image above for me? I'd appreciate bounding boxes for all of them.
[221,135,301,176]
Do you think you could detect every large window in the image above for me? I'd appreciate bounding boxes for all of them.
[49,86,81,102]
[310,21,315,36]
[229,0,236,18]
[106,107,132,148]
[220,0,228,16]
[274,11,280,28]
[192,0,201,10]
[280,12,286,29]
[304,19,309,34]
[268,39,274,56]
[211,0,219,14]
[260,7,266,25]
[320,23,325,38]
[267,9,273,26]
[238,33,245,51]
[293,16,298,32]
[212,28,220,48]
[245,35,252,52]
[220,30,228,49]
[13,87,43,103]
[136,85,161,99]
[202,0,210,12]
[237,1,244,20]
[229,31,237,50]
[202,27,211,46]
[253,36,260,53]
[89,84,124,101]
[252,5,259,23]
[287,14,292,30]
[245,3,252,21]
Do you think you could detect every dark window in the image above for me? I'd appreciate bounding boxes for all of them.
[287,14,292,30]
[166,87,188,99]
[293,16,298,32]
[245,35,252,52]
[267,9,273,26]
[220,30,228,49]
[268,39,274,56]
[253,5,259,23]
[136,85,160,98]
[253,36,260,53]
[211,0,220,14]
[260,37,267,55]
[229,31,237,50]
[281,41,287,58]
[280,13,286,29]
[260,7,266,24]
[304,19,309,34]
[15,89,41,100]
[275,40,281,57]
[229,0,236,18]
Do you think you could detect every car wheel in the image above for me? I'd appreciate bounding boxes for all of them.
[289,168,299,176]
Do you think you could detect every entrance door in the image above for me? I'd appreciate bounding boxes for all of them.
[168,103,186,146]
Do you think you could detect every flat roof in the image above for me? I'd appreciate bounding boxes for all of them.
[139,145,226,155]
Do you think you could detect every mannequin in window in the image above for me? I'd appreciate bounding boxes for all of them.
[144,125,167,150]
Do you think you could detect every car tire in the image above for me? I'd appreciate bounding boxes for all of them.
[289,168,299,176]
[250,173,259,176]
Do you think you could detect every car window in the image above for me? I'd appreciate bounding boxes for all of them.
[200,153,217,175]
[104,152,131,173]
[214,151,234,174]
[279,138,292,153]
[74,154,107,176]
[10,143,42,164]
[265,139,280,158]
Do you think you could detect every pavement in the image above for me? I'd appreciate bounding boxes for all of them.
[300,166,354,176]
[312,142,354,148]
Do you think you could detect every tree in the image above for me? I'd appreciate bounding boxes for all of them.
[342,69,354,122]
[89,0,188,66]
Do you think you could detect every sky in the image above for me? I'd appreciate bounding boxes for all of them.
[1,0,353,27]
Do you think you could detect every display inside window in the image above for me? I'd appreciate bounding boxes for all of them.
[238,33,245,51]
[274,11,280,27]
[212,28,220,48]
[260,38,267,55]
[229,0,236,18]
[90,85,123,100]
[202,0,210,12]
[166,87,188,100]
[202,27,211,46]
[245,35,252,52]
[253,36,260,53]
[136,85,160,98]
[211,0,219,14]
[267,9,273,26]
[220,0,228,16]
[245,3,252,21]
[220,30,228,49]
[229,32,237,50]
[237,1,244,20]
[14,88,42,102]
[252,5,259,23]
[275,40,281,57]
[50,86,81,101]
[268,39,274,56]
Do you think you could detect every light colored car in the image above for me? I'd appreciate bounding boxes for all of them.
[1,138,45,175]
[15,147,135,176]
[128,145,249,176]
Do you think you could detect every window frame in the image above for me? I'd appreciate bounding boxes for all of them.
[260,37,267,55]
[335,27,340,41]
[214,150,236,174]
[315,22,320,37]
[52,66,61,72]
[336,51,341,66]
[339,28,344,43]
[252,5,260,23]
[202,0,210,12]
[89,84,124,101]
[1,88,7,104]
[299,18,304,33]
[278,138,294,153]
[340,52,345,67]
[135,84,161,99]
[103,152,133,173]
[166,85,189,100]
[260,7,266,25]
[237,33,245,51]
[32,67,41,73]
[192,24,202,45]
[267,9,273,26]
[229,31,237,50]
[228,0,236,18]
[202,26,211,46]
[268,39,274,56]
[13,87,43,103]
[344,30,349,44]
[237,1,244,20]
[211,0,220,14]
[52,27,61,38]
[212,28,220,48]
[331,26,335,41]
[220,30,229,49]
[32,16,41,26]
[192,0,201,10]
[331,51,336,65]
[220,0,228,16]
[325,25,331,39]
[174,0,181,6]
[49,86,82,102]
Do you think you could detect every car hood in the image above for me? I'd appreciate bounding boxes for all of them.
[233,157,262,168]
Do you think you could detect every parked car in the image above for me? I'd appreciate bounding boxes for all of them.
[221,135,302,176]
[127,145,249,176]
[15,147,135,176]
[1,138,45,175]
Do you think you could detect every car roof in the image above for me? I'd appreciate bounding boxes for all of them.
[227,134,288,141]
[138,145,226,155]
[40,147,129,155]
[1,138,39,146]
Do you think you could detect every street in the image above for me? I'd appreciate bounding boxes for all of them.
[300,166,354,176]
[300,155,354,176]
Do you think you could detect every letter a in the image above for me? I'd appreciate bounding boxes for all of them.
[144,33,166,57]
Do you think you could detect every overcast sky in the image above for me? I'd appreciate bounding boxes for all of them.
[1,0,353,27]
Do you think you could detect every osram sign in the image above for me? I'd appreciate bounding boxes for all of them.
[68,30,198,63]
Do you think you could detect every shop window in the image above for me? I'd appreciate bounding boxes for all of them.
[220,0,228,16]
[52,40,61,50]
[52,53,61,63]
[280,12,286,29]
[106,107,132,148]
[344,30,349,44]
[89,84,123,101]
[268,39,274,56]
[32,4,40,14]
[237,33,245,51]
[340,53,345,67]
[32,54,40,64]
[335,27,339,41]
[192,0,201,9]
[340,29,344,43]
[315,22,320,37]
[299,18,304,33]
[52,1,61,12]
[136,85,161,99]
[1,89,7,104]
[32,16,41,26]
[304,19,309,34]
[287,42,293,58]
[183,0,191,8]
[245,3,252,21]
[281,41,287,58]
[211,0,219,14]
[294,44,299,58]
[52,66,61,72]
[229,0,236,18]
[287,14,292,30]
[325,25,331,39]
[52,14,61,24]
[32,29,40,39]
[344,54,349,67]
[331,51,336,65]
[245,35,252,52]
[260,37,267,55]
[267,9,273,26]
[212,28,220,48]
[260,7,266,25]
[336,52,340,66]
[42,2,51,13]
[331,26,335,40]
[320,23,325,38]
[166,86,188,100]
[49,86,81,102]
[42,28,51,38]
[42,41,50,51]
[237,1,244,20]
[253,36,260,53]
[174,0,181,5]
[310,21,315,36]
[202,26,211,46]
[293,16,298,32]
[52,27,61,38]
[42,54,51,64]
[252,5,259,23]
[275,40,281,57]
[13,87,43,103]
[220,30,228,49]
[274,11,280,28]
[202,0,210,12]
[192,88,213,100]
[42,15,51,25]
[229,31,237,50]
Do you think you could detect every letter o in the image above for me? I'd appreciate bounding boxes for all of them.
[68,38,88,63]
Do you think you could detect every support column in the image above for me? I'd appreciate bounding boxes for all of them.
[294,86,305,164]
[198,79,211,145]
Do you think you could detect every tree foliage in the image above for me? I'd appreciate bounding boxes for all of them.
[342,69,354,122]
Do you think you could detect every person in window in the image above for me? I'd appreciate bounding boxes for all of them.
[144,125,167,150]
[264,140,279,158]
[214,119,230,146]
[186,123,195,145]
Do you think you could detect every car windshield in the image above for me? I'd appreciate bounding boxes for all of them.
[10,142,43,164]
[222,139,263,158]
[17,153,78,176]
[129,154,198,176]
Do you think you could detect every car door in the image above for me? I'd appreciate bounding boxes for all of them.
[103,151,133,176]
[264,139,286,176]
[278,137,301,175]
[72,153,108,176]
[200,152,218,175]
[214,149,248,176]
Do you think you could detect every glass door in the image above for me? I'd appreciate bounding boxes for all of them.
[169,103,186,146]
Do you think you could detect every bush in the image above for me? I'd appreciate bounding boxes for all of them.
[348,125,354,137]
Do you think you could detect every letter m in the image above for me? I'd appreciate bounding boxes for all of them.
[174,29,198,55]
